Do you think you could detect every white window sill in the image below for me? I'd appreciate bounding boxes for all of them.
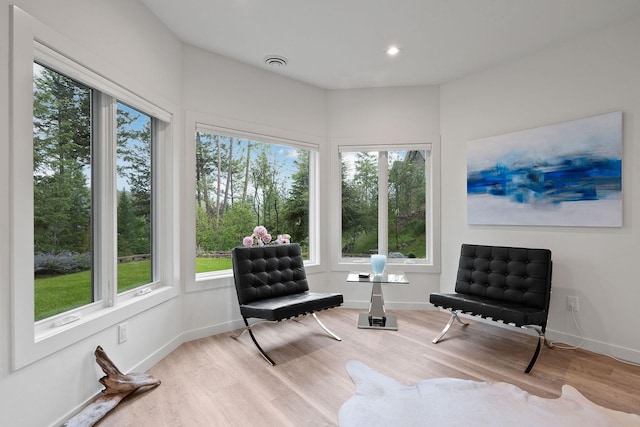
[336,259,440,274]
[15,286,179,371]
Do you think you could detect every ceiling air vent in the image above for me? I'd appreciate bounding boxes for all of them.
[263,55,288,67]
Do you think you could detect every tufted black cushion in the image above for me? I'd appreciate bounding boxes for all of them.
[430,244,552,327]
[231,243,343,321]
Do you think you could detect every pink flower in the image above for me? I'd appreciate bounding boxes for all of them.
[277,234,291,244]
[242,226,289,246]
[253,225,267,237]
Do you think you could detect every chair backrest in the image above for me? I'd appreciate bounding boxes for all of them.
[231,243,309,305]
[454,244,552,311]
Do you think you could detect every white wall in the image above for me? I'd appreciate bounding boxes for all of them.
[182,45,327,138]
[0,1,185,426]
[440,16,640,363]
[0,0,11,419]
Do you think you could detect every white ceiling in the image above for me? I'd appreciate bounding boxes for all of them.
[140,0,640,90]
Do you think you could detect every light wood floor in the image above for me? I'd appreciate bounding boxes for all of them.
[98,309,640,426]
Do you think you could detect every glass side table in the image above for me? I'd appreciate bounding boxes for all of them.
[346,271,409,330]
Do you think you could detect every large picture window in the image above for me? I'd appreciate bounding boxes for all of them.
[11,7,175,370]
[195,130,315,274]
[340,147,430,263]
[32,63,160,322]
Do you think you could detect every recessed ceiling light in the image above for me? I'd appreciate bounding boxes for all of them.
[264,55,288,67]
[386,45,401,56]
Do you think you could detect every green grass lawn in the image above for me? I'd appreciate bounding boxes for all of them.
[35,260,152,321]
[196,257,232,273]
[35,270,93,321]
[35,258,233,321]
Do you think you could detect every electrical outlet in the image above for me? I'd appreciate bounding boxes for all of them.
[567,296,579,312]
[118,322,129,343]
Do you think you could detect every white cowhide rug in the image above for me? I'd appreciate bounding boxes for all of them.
[339,360,640,427]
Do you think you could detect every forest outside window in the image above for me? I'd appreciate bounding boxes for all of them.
[33,62,161,323]
[340,147,430,264]
[33,63,94,320]
[116,103,153,294]
[195,129,315,274]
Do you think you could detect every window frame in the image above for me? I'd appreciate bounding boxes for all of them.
[184,111,323,292]
[10,6,178,370]
[332,140,440,274]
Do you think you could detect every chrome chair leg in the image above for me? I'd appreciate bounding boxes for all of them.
[232,314,340,366]
[522,324,554,348]
[230,319,271,339]
[232,318,276,366]
[230,327,248,340]
[522,324,552,374]
[432,311,469,344]
[312,313,342,341]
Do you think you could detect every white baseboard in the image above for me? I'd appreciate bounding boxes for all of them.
[547,329,640,365]
[180,319,246,344]
[429,309,640,365]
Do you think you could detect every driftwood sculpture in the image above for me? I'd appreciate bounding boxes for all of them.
[65,346,161,427]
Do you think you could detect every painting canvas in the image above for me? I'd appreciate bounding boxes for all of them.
[467,112,622,227]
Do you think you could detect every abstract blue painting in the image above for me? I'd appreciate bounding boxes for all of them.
[467,112,622,227]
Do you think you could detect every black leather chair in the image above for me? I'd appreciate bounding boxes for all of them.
[231,243,343,365]
[430,244,553,373]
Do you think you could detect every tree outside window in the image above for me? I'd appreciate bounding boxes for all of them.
[33,64,157,321]
[116,103,153,292]
[33,63,93,320]
[341,149,428,261]
[195,131,312,273]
